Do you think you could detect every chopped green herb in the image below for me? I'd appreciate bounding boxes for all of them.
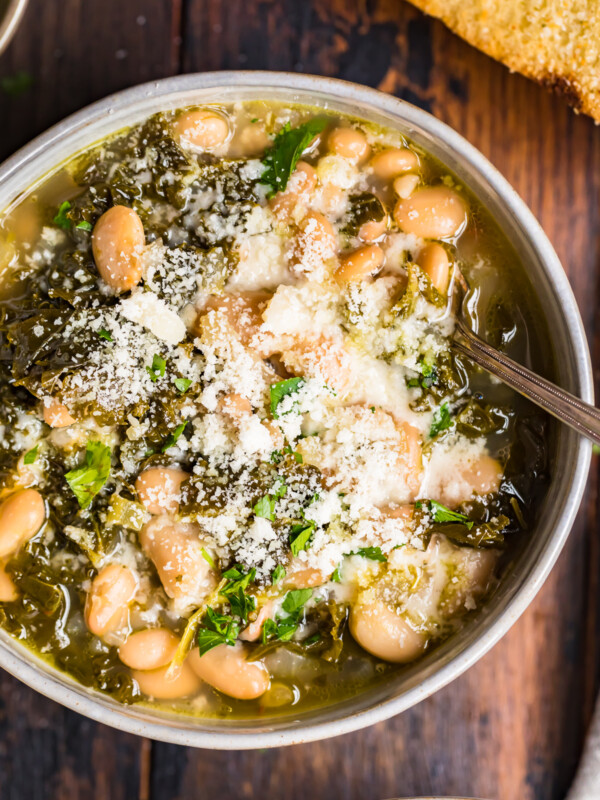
[197,608,239,655]
[289,521,315,556]
[53,201,71,230]
[65,441,112,509]
[173,377,192,393]
[350,546,387,562]
[261,617,298,643]
[272,565,286,584]
[161,421,188,452]
[201,548,216,569]
[1,71,33,97]
[305,633,321,646]
[272,479,287,499]
[146,354,166,383]
[281,588,313,615]
[407,377,420,388]
[430,402,452,437]
[98,328,113,341]
[417,499,474,530]
[271,445,303,464]
[370,406,376,413]
[261,588,313,643]
[270,377,305,418]
[253,495,276,520]
[250,117,259,123]
[220,565,257,623]
[23,445,38,465]
[260,118,328,198]
[331,564,342,583]
[253,478,287,520]
[76,220,93,232]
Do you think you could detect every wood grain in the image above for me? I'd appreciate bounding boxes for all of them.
[1,0,600,798]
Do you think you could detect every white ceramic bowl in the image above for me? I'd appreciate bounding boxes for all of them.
[0,72,592,748]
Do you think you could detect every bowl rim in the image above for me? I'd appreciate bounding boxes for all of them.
[0,0,28,55]
[0,70,592,748]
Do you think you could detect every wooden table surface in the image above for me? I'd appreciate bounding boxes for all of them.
[0,2,599,798]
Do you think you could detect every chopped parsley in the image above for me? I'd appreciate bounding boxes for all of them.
[220,565,256,623]
[331,564,342,583]
[65,441,112,509]
[270,377,305,418]
[173,377,192,394]
[253,495,276,520]
[289,521,315,556]
[146,354,166,383]
[260,118,328,198]
[253,479,287,520]
[161,421,188,452]
[197,608,239,656]
[282,588,313,615]
[76,220,93,232]
[98,328,113,341]
[271,444,303,464]
[23,445,38,465]
[272,565,286,584]
[261,588,313,643]
[53,201,72,230]
[430,402,452,437]
[350,546,387,562]
[416,499,474,529]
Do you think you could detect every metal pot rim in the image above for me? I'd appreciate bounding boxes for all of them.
[0,71,592,749]
[0,0,27,55]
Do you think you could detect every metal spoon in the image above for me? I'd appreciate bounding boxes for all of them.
[450,272,600,446]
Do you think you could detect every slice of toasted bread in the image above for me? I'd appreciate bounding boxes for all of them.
[407,0,600,122]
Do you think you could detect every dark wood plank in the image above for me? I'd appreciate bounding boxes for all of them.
[0,0,183,162]
[143,2,600,799]
[0,2,184,797]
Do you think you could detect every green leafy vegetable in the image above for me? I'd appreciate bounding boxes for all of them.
[270,377,305,418]
[289,521,315,556]
[331,564,342,583]
[146,354,166,383]
[417,499,474,530]
[173,377,192,393]
[197,608,239,655]
[260,118,328,198]
[23,445,38,465]
[430,402,452,437]
[53,201,72,230]
[350,546,387,562]
[161,421,188,452]
[65,441,112,509]
[76,221,93,232]
[98,328,113,341]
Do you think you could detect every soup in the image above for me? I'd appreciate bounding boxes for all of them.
[0,101,550,718]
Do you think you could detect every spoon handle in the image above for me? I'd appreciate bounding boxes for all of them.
[452,318,600,446]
